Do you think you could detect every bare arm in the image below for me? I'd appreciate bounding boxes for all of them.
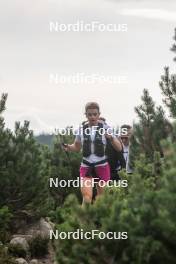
[108,136,122,152]
[111,137,122,152]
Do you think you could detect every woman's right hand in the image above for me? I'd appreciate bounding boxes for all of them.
[62,143,69,152]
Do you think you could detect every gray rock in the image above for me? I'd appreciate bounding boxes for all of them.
[29,260,38,264]
[39,218,53,238]
[10,237,29,252]
[15,258,28,264]
[24,218,53,239]
[12,234,33,242]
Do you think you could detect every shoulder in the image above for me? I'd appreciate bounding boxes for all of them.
[103,123,113,130]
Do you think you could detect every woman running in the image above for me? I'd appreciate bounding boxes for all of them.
[63,102,122,204]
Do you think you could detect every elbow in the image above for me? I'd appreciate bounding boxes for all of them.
[118,145,122,152]
[116,144,122,152]
[75,145,81,152]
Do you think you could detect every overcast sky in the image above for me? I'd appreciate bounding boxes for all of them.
[0,0,176,133]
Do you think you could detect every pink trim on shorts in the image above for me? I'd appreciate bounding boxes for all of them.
[80,163,110,182]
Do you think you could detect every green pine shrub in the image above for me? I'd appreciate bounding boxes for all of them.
[0,93,53,223]
[0,245,17,264]
[0,206,12,242]
[53,140,176,264]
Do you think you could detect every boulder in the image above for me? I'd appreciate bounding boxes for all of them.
[29,259,38,264]
[12,234,33,242]
[39,218,53,238]
[10,237,29,252]
[15,258,28,264]
[23,218,53,239]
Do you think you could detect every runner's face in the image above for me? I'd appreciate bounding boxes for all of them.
[121,128,132,146]
[86,109,100,125]
[121,137,129,146]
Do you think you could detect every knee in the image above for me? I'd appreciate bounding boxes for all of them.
[82,195,92,204]
[81,189,92,204]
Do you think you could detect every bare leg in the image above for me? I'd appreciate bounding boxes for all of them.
[96,183,105,199]
[80,177,93,205]
[96,183,104,198]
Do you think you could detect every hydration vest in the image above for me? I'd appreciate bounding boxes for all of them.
[82,122,105,157]
[82,121,126,180]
